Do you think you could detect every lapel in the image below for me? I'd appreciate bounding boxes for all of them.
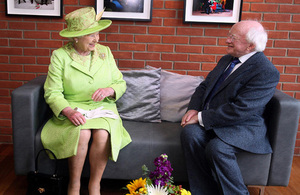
[208,52,261,99]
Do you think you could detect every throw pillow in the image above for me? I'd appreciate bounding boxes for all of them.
[146,66,204,122]
[116,68,161,123]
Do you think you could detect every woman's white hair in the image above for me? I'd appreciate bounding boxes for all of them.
[246,25,268,52]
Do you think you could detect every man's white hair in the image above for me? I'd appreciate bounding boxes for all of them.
[246,25,268,52]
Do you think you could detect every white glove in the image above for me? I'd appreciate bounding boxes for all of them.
[75,107,118,120]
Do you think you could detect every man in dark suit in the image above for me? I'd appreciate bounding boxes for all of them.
[181,20,280,195]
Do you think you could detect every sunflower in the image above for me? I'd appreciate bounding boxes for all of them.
[180,188,192,195]
[126,177,147,195]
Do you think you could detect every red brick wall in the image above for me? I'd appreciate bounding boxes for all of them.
[0,0,300,155]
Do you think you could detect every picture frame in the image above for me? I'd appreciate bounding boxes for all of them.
[184,0,243,24]
[96,0,153,21]
[5,0,63,17]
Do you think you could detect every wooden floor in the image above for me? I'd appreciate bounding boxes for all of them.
[1,143,300,195]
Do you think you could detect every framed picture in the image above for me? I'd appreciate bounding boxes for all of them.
[184,0,243,24]
[5,0,63,17]
[96,0,153,21]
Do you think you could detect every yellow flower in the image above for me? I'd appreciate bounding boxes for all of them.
[126,177,147,195]
[180,188,191,195]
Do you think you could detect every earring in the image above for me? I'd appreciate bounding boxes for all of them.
[75,40,78,43]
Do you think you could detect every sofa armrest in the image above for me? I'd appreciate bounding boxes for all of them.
[265,89,300,186]
[12,75,50,175]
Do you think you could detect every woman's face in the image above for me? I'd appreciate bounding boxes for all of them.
[74,31,100,55]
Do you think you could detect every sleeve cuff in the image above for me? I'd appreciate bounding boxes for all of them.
[198,111,204,127]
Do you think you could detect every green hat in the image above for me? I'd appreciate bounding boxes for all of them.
[59,7,112,38]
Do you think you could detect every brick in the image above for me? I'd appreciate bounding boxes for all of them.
[187,71,209,78]
[264,48,286,56]
[190,54,215,62]
[0,80,23,89]
[0,135,12,142]
[134,52,160,60]
[280,5,300,13]
[149,44,174,52]
[37,40,63,48]
[280,75,297,82]
[277,23,300,31]
[251,4,278,12]
[120,43,146,51]
[204,28,228,37]
[119,60,145,68]
[288,49,300,57]
[0,112,11,119]
[0,56,9,63]
[149,27,175,35]
[204,46,227,54]
[0,48,22,55]
[275,40,300,49]
[174,62,200,70]
[267,31,289,39]
[120,26,147,34]
[0,128,12,135]
[177,28,204,36]
[0,72,9,80]
[0,30,22,38]
[135,35,161,43]
[190,37,217,45]
[272,57,299,65]
[162,36,189,44]
[202,63,218,71]
[0,21,8,29]
[165,1,184,9]
[24,31,50,39]
[11,56,36,64]
[0,97,11,104]
[9,39,36,47]
[290,32,300,40]
[266,0,292,2]
[9,22,36,30]
[293,15,300,23]
[0,64,23,72]
[112,51,133,59]
[162,53,188,61]
[176,45,202,53]
[107,34,134,42]
[37,23,64,31]
[164,19,187,27]
[24,48,50,56]
[263,14,291,22]
[24,65,49,73]
[282,83,300,91]
[0,38,8,46]
[153,10,176,18]
[0,104,10,112]
[241,12,262,21]
[285,67,300,74]
[153,0,164,8]
[37,57,51,65]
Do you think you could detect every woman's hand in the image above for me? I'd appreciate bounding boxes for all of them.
[62,107,86,126]
[181,110,199,127]
[92,87,115,102]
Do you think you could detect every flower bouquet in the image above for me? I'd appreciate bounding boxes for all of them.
[124,154,191,195]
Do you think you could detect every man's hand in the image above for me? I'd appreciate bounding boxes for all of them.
[181,110,199,127]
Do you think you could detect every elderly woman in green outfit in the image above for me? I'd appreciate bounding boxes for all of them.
[41,7,131,195]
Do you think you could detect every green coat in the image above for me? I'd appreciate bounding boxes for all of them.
[41,42,131,161]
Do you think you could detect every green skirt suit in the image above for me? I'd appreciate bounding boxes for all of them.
[41,42,131,161]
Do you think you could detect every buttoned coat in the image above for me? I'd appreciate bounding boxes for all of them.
[188,52,280,154]
[41,43,131,161]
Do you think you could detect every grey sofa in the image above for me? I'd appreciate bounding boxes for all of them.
[12,75,300,191]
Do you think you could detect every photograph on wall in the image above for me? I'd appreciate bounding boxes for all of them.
[184,0,242,23]
[96,0,153,21]
[5,0,62,17]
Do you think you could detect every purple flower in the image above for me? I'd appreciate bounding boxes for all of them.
[149,154,173,186]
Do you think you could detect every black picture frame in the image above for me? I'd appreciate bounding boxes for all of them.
[96,0,153,21]
[5,0,63,18]
[184,0,243,24]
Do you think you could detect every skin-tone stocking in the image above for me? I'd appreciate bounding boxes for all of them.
[68,129,91,195]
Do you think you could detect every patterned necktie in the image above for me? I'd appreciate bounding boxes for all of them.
[204,57,240,110]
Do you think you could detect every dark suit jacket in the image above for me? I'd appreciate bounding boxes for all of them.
[188,52,280,154]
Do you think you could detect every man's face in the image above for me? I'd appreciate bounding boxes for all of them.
[225,23,252,57]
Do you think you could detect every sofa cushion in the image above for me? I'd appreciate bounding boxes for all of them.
[116,68,161,122]
[146,66,204,122]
